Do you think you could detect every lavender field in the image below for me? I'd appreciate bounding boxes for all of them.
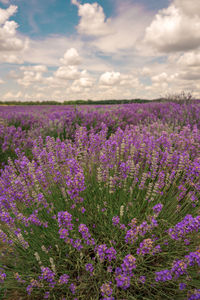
[0,102,200,299]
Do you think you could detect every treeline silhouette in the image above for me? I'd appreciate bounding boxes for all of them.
[0,98,164,105]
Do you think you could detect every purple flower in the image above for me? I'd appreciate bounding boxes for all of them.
[168,215,200,241]
[106,247,117,262]
[100,282,113,297]
[57,211,73,230]
[120,224,126,230]
[44,291,50,299]
[171,260,187,278]
[107,266,113,273]
[69,283,76,294]
[59,274,69,285]
[0,270,6,283]
[79,224,95,245]
[155,270,172,282]
[115,274,131,290]
[81,207,86,213]
[26,279,40,295]
[179,283,186,290]
[72,239,83,251]
[136,239,154,256]
[85,263,94,274]
[121,254,136,274]
[112,216,120,226]
[188,289,200,300]
[139,276,146,284]
[152,203,163,215]
[39,267,56,287]
[95,244,117,262]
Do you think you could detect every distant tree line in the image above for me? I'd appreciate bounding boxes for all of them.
[0,91,197,105]
[0,98,165,106]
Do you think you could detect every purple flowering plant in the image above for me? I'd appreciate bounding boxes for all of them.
[0,103,200,299]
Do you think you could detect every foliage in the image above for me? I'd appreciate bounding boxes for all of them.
[0,103,200,299]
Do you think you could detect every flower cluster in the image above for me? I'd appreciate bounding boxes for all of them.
[121,254,136,275]
[38,267,56,288]
[78,224,95,246]
[188,289,200,300]
[85,263,94,276]
[125,217,158,244]
[58,274,70,285]
[95,244,117,262]
[168,215,200,240]
[155,270,172,282]
[155,248,200,282]
[137,239,161,256]
[0,269,6,283]
[152,203,163,216]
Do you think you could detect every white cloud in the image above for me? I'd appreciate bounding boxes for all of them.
[99,71,121,86]
[60,48,81,65]
[0,78,4,84]
[174,0,200,17]
[17,65,48,86]
[0,5,28,63]
[69,85,82,93]
[73,75,95,88]
[140,67,152,76]
[143,2,200,53]
[3,91,22,100]
[87,2,153,53]
[20,65,48,72]
[72,1,112,36]
[178,70,200,81]
[0,53,23,63]
[152,72,169,83]
[22,36,83,66]
[54,66,80,80]
[71,0,79,6]
[119,74,142,89]
[177,51,200,67]
[0,5,17,25]
[17,71,43,86]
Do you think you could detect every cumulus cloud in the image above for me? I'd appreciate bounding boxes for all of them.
[0,5,28,63]
[54,66,80,80]
[0,5,16,25]
[177,51,200,67]
[140,67,152,76]
[71,1,153,53]
[178,70,200,81]
[97,7,153,53]
[72,1,112,36]
[17,71,43,86]
[73,71,95,88]
[119,75,142,89]
[143,1,200,53]
[17,65,48,86]
[0,78,4,84]
[3,91,22,100]
[152,72,169,83]
[20,65,48,72]
[99,71,121,86]
[0,53,23,63]
[60,48,81,65]
[174,0,200,17]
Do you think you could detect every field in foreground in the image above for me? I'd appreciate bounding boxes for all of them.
[0,102,200,300]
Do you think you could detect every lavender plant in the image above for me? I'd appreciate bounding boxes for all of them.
[0,102,200,299]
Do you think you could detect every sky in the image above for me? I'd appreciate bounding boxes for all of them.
[0,0,200,102]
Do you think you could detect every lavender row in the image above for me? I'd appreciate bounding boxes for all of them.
[0,103,199,299]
